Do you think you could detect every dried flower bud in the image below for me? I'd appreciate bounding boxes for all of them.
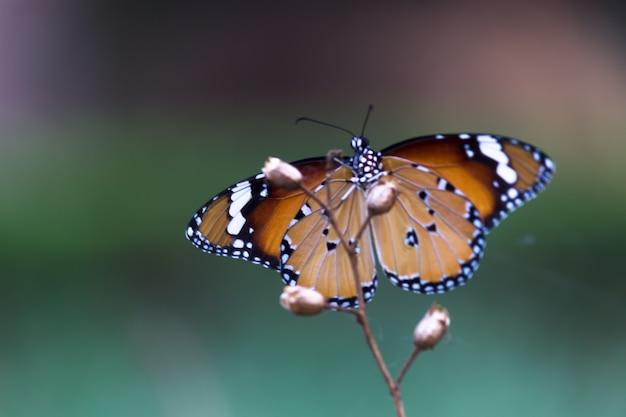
[366,178,398,215]
[263,157,303,190]
[279,285,325,316]
[413,304,450,350]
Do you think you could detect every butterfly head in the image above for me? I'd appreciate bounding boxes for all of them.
[350,136,384,188]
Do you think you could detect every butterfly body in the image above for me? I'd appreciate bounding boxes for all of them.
[186,133,554,307]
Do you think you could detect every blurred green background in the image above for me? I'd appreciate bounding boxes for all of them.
[1,1,626,416]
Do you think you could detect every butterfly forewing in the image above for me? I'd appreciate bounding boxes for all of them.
[186,158,331,269]
[382,134,555,230]
[280,167,377,306]
[372,157,485,293]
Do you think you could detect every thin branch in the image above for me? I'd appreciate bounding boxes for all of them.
[396,346,421,386]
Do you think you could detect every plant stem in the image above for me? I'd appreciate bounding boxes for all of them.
[396,346,420,386]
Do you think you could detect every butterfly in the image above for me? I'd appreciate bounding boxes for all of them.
[186,121,554,307]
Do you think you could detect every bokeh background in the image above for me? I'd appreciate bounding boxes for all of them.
[2,1,626,416]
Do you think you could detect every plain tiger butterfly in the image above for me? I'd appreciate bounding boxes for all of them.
[186,115,554,307]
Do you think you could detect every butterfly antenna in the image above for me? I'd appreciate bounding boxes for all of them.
[294,117,358,137]
[360,104,374,137]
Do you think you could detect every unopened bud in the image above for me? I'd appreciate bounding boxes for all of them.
[263,157,303,190]
[279,285,325,316]
[413,304,450,350]
[366,178,398,215]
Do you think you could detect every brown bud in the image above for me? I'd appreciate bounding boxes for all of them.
[413,304,450,350]
[366,178,398,215]
[263,157,303,190]
[279,286,325,316]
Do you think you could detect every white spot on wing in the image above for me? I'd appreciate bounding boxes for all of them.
[229,187,252,217]
[231,181,251,193]
[497,164,517,184]
[477,135,518,184]
[227,212,246,235]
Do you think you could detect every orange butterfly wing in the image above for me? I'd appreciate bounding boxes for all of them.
[371,156,485,293]
[186,158,332,269]
[371,134,554,293]
[381,134,555,230]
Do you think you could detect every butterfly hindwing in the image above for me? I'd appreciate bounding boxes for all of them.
[372,156,485,293]
[280,166,377,306]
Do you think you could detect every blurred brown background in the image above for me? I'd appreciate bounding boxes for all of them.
[1,1,625,416]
